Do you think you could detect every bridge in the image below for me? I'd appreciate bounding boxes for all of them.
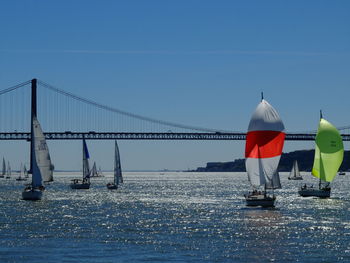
[1,78,350,141]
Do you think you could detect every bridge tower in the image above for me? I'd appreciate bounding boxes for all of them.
[29,78,37,174]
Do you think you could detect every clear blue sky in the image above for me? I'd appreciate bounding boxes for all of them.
[0,1,349,171]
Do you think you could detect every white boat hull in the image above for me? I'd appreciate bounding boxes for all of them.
[244,193,276,207]
[22,189,43,200]
[299,187,330,198]
[106,183,118,190]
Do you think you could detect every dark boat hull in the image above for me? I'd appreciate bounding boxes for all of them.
[299,187,330,198]
[106,183,118,190]
[244,193,276,207]
[22,189,43,200]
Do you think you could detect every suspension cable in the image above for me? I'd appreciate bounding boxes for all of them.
[0,80,31,95]
[38,79,233,133]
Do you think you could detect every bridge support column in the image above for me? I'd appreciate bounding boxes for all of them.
[29,78,37,174]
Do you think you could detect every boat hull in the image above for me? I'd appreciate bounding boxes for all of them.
[70,183,90,189]
[298,187,330,198]
[16,178,27,181]
[288,177,303,180]
[106,183,118,190]
[22,189,43,200]
[244,193,276,207]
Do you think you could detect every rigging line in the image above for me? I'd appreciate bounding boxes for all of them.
[0,80,31,96]
[38,79,234,133]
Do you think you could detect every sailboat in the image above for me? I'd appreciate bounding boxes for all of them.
[97,166,104,177]
[22,115,53,200]
[90,162,104,177]
[0,158,5,178]
[90,162,98,177]
[244,94,285,207]
[107,140,123,190]
[298,111,343,198]
[16,163,27,181]
[70,139,91,189]
[5,161,11,179]
[24,164,29,179]
[288,160,303,180]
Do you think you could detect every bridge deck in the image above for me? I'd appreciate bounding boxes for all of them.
[1,132,350,141]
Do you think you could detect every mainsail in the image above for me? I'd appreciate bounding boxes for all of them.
[289,160,300,179]
[6,161,11,178]
[245,99,285,187]
[2,158,6,176]
[82,139,91,181]
[91,162,98,177]
[32,116,54,183]
[114,140,123,184]
[312,118,344,182]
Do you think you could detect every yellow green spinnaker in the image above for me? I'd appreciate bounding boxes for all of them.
[312,118,344,182]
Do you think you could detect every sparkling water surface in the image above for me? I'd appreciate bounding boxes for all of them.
[1,172,350,262]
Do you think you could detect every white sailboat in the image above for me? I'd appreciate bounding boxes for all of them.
[16,163,27,181]
[90,162,104,177]
[288,160,303,180]
[70,139,91,189]
[107,140,123,190]
[5,161,11,179]
[90,162,99,177]
[0,157,5,178]
[22,115,53,200]
[24,164,29,179]
[244,94,285,207]
[97,166,104,177]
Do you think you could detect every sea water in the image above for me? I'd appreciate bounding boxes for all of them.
[0,172,350,263]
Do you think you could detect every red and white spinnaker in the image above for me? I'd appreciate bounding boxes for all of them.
[245,99,285,187]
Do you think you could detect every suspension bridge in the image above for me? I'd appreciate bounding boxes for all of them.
[1,78,350,141]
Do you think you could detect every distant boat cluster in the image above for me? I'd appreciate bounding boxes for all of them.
[4,113,124,201]
[244,94,344,207]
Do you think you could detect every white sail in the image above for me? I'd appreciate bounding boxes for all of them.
[2,158,6,176]
[32,116,53,183]
[289,160,300,179]
[82,139,90,181]
[24,164,29,178]
[6,161,11,178]
[114,140,123,184]
[91,162,98,177]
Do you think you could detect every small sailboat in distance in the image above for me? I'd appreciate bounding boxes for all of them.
[0,157,5,178]
[70,139,91,189]
[299,111,344,198]
[244,93,285,207]
[288,160,303,180]
[90,162,98,177]
[5,161,11,179]
[107,140,123,190]
[16,163,27,181]
[22,115,53,200]
[24,164,29,179]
